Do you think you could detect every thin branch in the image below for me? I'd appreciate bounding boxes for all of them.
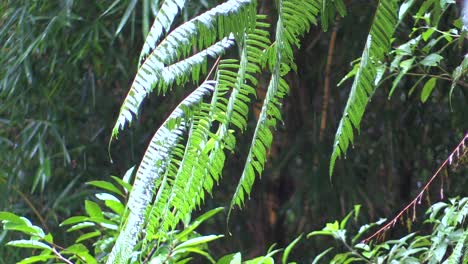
[52,247,74,264]
[363,132,468,243]
[204,56,222,84]
[404,72,468,88]
[319,18,339,141]
[13,186,49,232]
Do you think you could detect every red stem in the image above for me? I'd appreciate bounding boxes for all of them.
[362,132,467,243]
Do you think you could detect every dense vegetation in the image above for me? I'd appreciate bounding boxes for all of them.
[1,0,467,263]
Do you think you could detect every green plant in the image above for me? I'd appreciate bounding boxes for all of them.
[308,197,468,263]
[1,0,466,263]
[107,0,325,262]
[0,168,225,264]
[0,166,305,263]
[107,0,466,262]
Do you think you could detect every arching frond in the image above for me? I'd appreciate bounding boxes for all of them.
[111,0,256,140]
[158,36,235,90]
[329,0,399,176]
[108,6,268,262]
[138,0,187,66]
[142,16,271,244]
[230,0,320,210]
[106,81,215,264]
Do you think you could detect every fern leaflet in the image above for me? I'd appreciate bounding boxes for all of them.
[111,0,256,140]
[330,0,399,176]
[106,81,215,264]
[230,0,320,210]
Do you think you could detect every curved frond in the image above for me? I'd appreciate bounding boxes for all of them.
[111,0,256,140]
[329,0,399,176]
[230,0,320,210]
[158,36,235,90]
[106,81,215,264]
[139,0,187,66]
[143,16,271,244]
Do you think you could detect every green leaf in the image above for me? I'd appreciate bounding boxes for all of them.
[172,247,216,263]
[111,175,133,193]
[43,233,53,244]
[62,243,89,254]
[217,253,242,264]
[353,204,360,217]
[87,180,124,197]
[60,216,89,226]
[115,0,138,36]
[76,230,101,243]
[398,0,416,20]
[174,235,224,250]
[66,222,95,232]
[420,53,443,67]
[17,254,55,264]
[176,207,224,240]
[85,200,103,218]
[389,58,415,98]
[63,244,98,264]
[95,193,121,203]
[7,240,52,251]
[282,234,303,264]
[105,200,125,216]
[420,77,437,103]
[245,256,274,264]
[337,61,360,86]
[340,210,354,229]
[422,28,435,41]
[0,211,23,223]
[307,230,334,238]
[2,221,45,238]
[311,247,334,264]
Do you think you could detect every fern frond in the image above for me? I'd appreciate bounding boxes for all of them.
[230,0,320,209]
[447,227,467,263]
[111,0,256,140]
[138,0,187,66]
[158,37,235,90]
[106,81,215,264]
[329,0,399,176]
[143,16,271,243]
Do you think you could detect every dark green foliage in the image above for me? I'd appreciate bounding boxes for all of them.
[330,0,400,175]
[1,0,467,263]
[309,197,468,263]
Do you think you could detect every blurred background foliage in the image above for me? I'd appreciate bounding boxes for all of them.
[0,0,466,262]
